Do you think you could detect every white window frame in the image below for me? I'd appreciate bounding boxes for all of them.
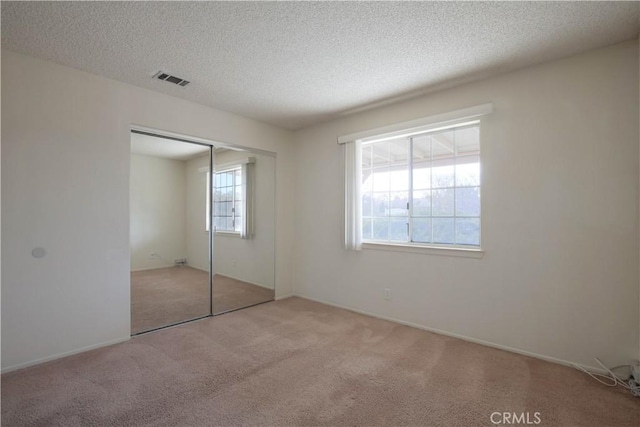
[211,167,243,235]
[340,103,492,257]
[208,157,256,239]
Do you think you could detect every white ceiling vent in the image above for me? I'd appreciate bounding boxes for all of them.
[153,71,190,87]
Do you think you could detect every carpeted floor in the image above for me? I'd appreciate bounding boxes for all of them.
[131,266,274,333]
[2,297,639,426]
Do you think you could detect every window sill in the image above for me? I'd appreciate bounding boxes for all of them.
[362,242,484,258]
[214,231,241,238]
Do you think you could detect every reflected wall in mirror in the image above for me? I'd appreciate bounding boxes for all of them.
[212,148,275,314]
[129,132,212,334]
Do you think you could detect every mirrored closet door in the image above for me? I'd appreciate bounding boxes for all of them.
[130,132,212,334]
[129,130,276,335]
[211,147,275,314]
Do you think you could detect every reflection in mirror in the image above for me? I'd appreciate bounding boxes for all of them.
[129,132,212,334]
[212,147,275,314]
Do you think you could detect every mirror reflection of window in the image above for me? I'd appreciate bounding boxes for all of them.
[210,157,255,240]
[211,168,242,233]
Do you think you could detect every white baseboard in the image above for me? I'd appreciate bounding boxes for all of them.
[131,265,174,272]
[1,336,131,374]
[216,273,273,290]
[293,294,607,375]
[148,265,274,291]
[275,293,294,301]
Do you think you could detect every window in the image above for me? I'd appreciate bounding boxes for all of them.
[206,157,256,239]
[211,168,243,233]
[361,122,480,247]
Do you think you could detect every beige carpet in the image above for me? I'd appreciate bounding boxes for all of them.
[131,266,274,333]
[2,297,639,426]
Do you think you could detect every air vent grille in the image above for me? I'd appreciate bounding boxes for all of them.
[153,71,190,87]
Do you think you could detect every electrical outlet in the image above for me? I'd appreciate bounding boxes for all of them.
[384,288,391,300]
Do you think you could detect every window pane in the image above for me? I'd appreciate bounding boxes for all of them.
[389,218,408,242]
[433,218,454,244]
[234,185,242,202]
[411,218,431,243]
[234,201,242,217]
[431,159,454,188]
[455,156,480,187]
[372,168,389,192]
[431,130,455,160]
[389,168,409,191]
[371,141,390,167]
[362,193,372,217]
[412,134,431,161]
[360,123,481,249]
[234,216,242,232]
[362,145,373,168]
[388,138,410,163]
[389,192,408,216]
[455,125,480,156]
[432,188,454,216]
[455,218,480,245]
[412,190,431,216]
[412,161,431,190]
[235,169,242,185]
[373,218,389,241]
[372,192,389,217]
[362,217,372,240]
[226,218,233,230]
[362,169,373,192]
[455,187,480,217]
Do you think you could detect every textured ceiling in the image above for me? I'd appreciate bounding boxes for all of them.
[2,2,638,130]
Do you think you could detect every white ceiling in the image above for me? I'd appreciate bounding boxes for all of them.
[2,2,638,130]
[131,133,209,161]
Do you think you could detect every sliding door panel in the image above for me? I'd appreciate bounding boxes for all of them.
[130,132,213,334]
[212,149,275,314]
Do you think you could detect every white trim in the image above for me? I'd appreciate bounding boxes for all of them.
[131,125,215,146]
[275,293,295,301]
[1,336,130,373]
[215,273,274,290]
[187,267,274,290]
[130,124,277,157]
[362,242,484,258]
[131,264,176,272]
[214,231,241,238]
[292,294,608,375]
[337,103,493,144]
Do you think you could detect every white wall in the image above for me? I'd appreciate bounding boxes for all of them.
[1,50,296,371]
[293,39,640,369]
[130,154,186,271]
[211,150,276,288]
[185,154,209,272]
